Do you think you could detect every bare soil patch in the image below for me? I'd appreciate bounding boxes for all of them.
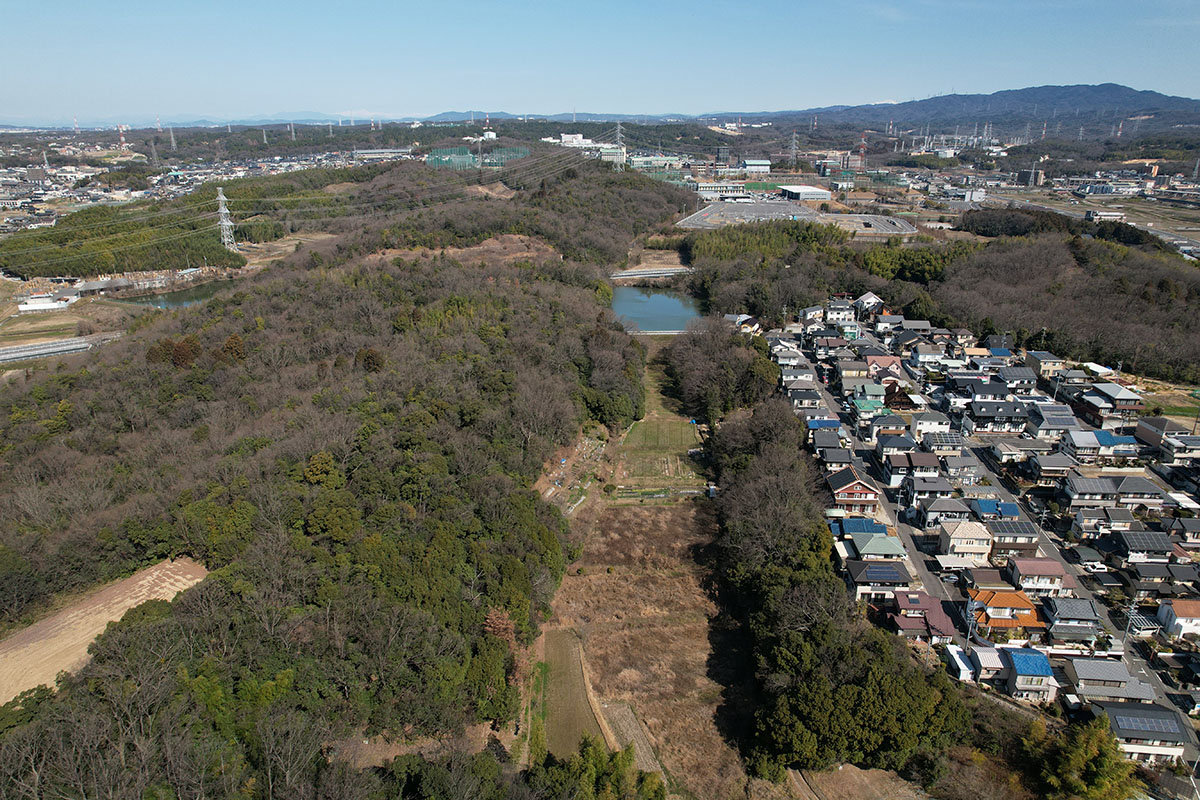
[239,232,337,269]
[800,765,929,800]
[0,558,207,703]
[322,182,357,194]
[467,183,517,200]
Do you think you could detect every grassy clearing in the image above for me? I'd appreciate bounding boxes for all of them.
[543,628,604,759]
[625,418,699,452]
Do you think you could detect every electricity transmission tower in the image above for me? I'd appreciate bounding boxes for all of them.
[217,187,237,252]
[790,130,798,170]
[614,121,625,171]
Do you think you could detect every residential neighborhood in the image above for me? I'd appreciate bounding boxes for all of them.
[759,290,1200,769]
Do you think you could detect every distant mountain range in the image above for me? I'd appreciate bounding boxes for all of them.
[749,84,1200,133]
[6,84,1199,134]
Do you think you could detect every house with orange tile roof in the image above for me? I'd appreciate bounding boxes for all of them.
[967,588,1046,640]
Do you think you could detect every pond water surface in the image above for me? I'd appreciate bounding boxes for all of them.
[611,286,701,333]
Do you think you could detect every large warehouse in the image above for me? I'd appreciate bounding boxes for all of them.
[779,184,833,202]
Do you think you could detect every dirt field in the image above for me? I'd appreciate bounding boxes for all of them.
[0,558,207,703]
[0,298,138,348]
[467,183,517,200]
[239,232,337,269]
[799,766,928,800]
[1141,381,1200,431]
[544,628,605,758]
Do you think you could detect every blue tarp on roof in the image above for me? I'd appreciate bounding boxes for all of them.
[1003,648,1052,677]
[807,419,841,429]
[990,348,1013,357]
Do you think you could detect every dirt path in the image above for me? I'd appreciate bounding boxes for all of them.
[0,558,207,703]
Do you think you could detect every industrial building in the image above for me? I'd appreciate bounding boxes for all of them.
[779,185,832,202]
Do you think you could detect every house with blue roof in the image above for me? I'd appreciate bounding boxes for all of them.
[969,498,1020,522]
[1001,648,1057,703]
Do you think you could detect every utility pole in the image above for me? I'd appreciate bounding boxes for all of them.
[217,187,237,252]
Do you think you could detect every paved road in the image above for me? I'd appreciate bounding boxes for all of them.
[812,380,962,626]
[0,332,123,364]
[966,439,1197,759]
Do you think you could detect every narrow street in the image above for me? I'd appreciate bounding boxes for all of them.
[813,345,1198,758]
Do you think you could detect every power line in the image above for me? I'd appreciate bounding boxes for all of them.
[3,150,592,268]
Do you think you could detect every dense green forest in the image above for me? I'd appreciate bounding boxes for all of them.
[701,396,968,777]
[0,156,693,278]
[676,211,1200,383]
[0,164,687,797]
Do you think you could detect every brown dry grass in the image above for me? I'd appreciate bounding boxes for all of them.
[637,250,685,269]
[552,502,792,800]
[0,558,207,703]
[376,234,558,267]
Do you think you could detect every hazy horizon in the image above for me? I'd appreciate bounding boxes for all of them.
[3,0,1199,127]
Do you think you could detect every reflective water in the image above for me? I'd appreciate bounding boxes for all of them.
[611,287,701,332]
[120,281,229,309]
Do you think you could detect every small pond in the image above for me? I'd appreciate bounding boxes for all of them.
[611,287,700,333]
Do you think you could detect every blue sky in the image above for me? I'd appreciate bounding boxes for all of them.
[3,0,1197,125]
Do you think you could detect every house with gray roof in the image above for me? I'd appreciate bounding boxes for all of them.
[1065,659,1156,703]
[1043,597,1106,642]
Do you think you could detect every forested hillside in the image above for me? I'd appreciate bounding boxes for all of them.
[0,163,686,797]
[679,211,1200,383]
[0,155,694,278]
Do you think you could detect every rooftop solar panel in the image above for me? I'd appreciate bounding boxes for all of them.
[1114,715,1180,735]
[989,520,1038,536]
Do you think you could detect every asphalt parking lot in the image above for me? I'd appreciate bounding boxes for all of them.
[677,201,817,229]
[676,201,917,236]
